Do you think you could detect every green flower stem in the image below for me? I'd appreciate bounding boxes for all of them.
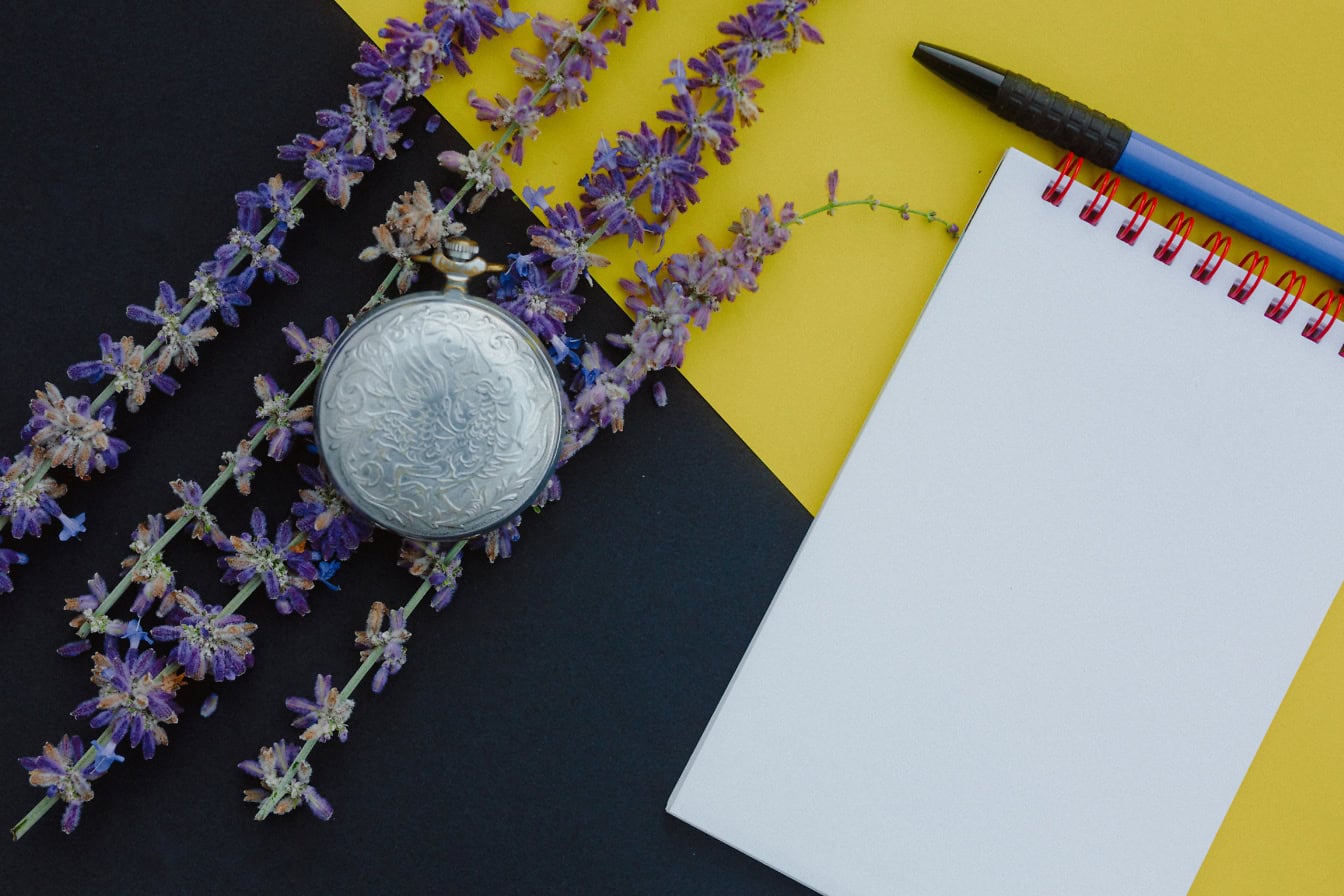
[794,197,959,234]
[253,541,464,821]
[10,793,57,842]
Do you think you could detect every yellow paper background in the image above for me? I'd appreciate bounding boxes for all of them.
[338,2,1344,891]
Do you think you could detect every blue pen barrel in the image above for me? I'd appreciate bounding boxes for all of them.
[1114,133,1344,284]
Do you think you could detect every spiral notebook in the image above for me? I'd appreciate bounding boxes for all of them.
[668,148,1344,895]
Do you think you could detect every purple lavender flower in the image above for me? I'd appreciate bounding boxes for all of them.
[527,202,608,291]
[665,234,749,328]
[535,12,610,79]
[591,133,620,171]
[530,473,562,511]
[165,478,229,549]
[438,142,512,213]
[510,48,589,113]
[19,735,101,834]
[352,41,416,108]
[615,121,707,217]
[311,555,341,591]
[22,384,129,480]
[240,740,333,820]
[152,585,201,619]
[569,343,632,434]
[582,0,658,46]
[355,601,411,694]
[469,514,521,562]
[492,253,583,341]
[121,515,175,616]
[687,47,765,124]
[426,0,520,56]
[60,574,127,657]
[188,262,254,328]
[652,380,668,407]
[468,86,543,163]
[217,206,301,284]
[126,282,218,373]
[235,174,306,231]
[219,508,317,615]
[547,334,585,369]
[613,260,694,369]
[67,334,180,412]
[0,546,28,594]
[716,5,790,57]
[398,540,463,611]
[578,167,659,246]
[248,374,314,461]
[521,184,555,210]
[727,193,796,282]
[291,464,374,562]
[151,591,257,682]
[750,0,824,50]
[316,84,414,161]
[90,739,124,775]
[286,673,355,743]
[662,57,689,93]
[220,439,263,496]
[283,316,342,367]
[656,92,738,164]
[0,450,68,539]
[382,16,461,83]
[122,618,154,650]
[57,511,86,542]
[72,639,184,760]
[277,133,375,209]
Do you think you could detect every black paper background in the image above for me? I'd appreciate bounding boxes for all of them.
[0,3,815,893]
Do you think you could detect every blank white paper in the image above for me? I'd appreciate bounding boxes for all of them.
[668,149,1344,896]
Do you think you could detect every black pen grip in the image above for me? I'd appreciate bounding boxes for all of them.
[991,72,1131,168]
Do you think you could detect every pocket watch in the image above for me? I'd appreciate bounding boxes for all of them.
[314,237,564,541]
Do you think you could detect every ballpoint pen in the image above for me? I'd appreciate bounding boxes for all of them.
[913,42,1344,284]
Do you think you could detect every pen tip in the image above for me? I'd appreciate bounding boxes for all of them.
[911,42,1005,102]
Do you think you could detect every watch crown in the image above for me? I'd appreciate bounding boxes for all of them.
[411,237,508,290]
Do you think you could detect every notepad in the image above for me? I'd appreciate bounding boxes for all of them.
[667,148,1344,895]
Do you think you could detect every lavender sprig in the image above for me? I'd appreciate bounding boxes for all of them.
[249,558,453,822]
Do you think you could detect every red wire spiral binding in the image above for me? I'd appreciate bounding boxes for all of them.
[1153,213,1195,264]
[1190,232,1231,284]
[1265,270,1307,323]
[1117,192,1157,245]
[1228,251,1270,303]
[1303,290,1343,343]
[1079,172,1120,225]
[1043,153,1083,206]
[1042,154,1342,356]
